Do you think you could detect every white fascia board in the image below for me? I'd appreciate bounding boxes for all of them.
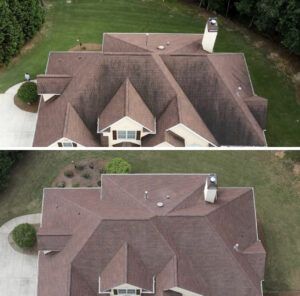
[98,116,155,134]
[166,123,217,147]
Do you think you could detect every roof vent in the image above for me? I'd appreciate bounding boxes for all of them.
[166,41,170,46]
[156,202,164,208]
[204,174,218,203]
[166,195,171,199]
[233,243,240,252]
[144,191,148,200]
[157,45,165,50]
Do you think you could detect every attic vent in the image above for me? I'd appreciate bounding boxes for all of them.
[156,202,164,208]
[238,86,242,90]
[233,243,240,252]
[157,45,165,50]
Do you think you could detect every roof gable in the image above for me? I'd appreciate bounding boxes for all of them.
[99,78,155,132]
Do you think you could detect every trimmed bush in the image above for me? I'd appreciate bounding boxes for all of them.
[56,181,65,188]
[17,82,38,103]
[97,180,101,187]
[75,164,84,171]
[72,183,79,188]
[105,158,131,174]
[82,172,90,179]
[64,170,74,178]
[12,223,36,249]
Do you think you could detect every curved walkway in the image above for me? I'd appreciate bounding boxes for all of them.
[0,81,38,147]
[0,214,40,296]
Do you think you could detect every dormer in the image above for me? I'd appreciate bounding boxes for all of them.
[98,78,155,147]
[99,242,154,294]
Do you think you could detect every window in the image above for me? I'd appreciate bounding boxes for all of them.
[127,131,136,139]
[117,130,126,139]
[58,142,77,147]
[116,130,137,140]
[117,289,137,295]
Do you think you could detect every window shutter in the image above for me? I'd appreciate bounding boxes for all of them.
[113,130,117,140]
[136,131,141,140]
[113,290,118,295]
[58,142,62,147]
[72,142,77,147]
[136,290,141,295]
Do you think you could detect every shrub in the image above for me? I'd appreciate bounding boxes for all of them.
[56,181,65,188]
[12,223,36,249]
[17,82,38,103]
[72,183,79,188]
[75,164,84,171]
[97,180,101,187]
[82,172,90,179]
[64,170,74,178]
[105,158,131,174]
[99,168,106,174]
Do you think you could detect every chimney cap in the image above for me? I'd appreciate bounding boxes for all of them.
[207,18,218,32]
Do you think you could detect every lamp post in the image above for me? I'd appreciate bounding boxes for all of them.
[24,72,30,81]
[77,38,82,47]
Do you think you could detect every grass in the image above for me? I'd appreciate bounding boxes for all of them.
[0,151,299,291]
[0,0,299,146]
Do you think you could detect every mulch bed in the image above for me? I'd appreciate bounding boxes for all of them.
[8,223,39,255]
[68,43,102,51]
[52,158,109,188]
[14,94,40,113]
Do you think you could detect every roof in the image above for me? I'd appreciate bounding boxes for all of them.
[98,78,155,132]
[33,32,267,147]
[37,174,266,296]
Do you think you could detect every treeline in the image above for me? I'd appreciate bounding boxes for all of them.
[0,0,45,66]
[188,0,300,55]
[0,151,23,191]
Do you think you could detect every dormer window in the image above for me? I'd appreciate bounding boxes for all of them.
[115,289,140,295]
[116,130,139,140]
[57,141,77,147]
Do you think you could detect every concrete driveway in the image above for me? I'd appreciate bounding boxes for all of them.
[0,82,38,147]
[0,214,41,296]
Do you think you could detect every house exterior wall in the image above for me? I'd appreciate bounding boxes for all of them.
[171,287,203,296]
[102,117,150,147]
[202,25,217,53]
[49,137,83,147]
[155,141,174,148]
[169,124,209,147]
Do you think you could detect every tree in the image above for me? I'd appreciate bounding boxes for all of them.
[13,0,45,41]
[0,0,23,65]
[105,158,131,174]
[0,151,22,190]
[235,0,258,27]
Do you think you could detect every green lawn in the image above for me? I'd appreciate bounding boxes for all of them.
[0,0,299,146]
[0,151,299,291]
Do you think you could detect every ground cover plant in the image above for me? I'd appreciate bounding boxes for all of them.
[0,0,299,146]
[0,151,299,291]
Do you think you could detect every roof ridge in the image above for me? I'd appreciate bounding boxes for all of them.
[207,55,265,144]
[205,216,261,293]
[125,78,129,116]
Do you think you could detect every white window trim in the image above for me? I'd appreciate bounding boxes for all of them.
[117,130,137,140]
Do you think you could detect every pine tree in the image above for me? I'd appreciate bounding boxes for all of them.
[0,0,23,65]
